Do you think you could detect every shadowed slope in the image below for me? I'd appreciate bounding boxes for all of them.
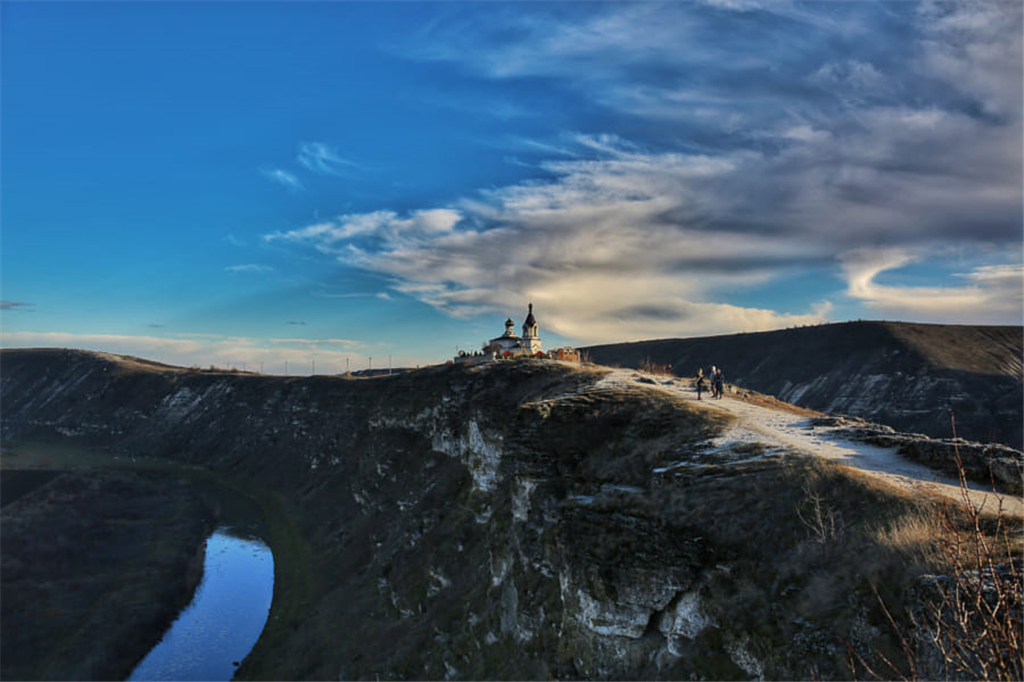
[582,321,1023,449]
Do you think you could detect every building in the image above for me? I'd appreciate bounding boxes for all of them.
[549,347,581,363]
[483,303,543,357]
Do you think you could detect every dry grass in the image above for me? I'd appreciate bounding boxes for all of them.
[871,510,948,568]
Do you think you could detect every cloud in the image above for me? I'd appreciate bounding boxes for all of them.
[840,248,1024,324]
[297,142,358,176]
[0,331,414,375]
[0,301,35,312]
[270,135,838,342]
[225,264,274,274]
[915,0,1023,118]
[261,167,303,192]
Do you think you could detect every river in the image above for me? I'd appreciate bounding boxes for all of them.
[127,526,274,681]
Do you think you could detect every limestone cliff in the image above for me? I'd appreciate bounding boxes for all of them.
[0,348,999,680]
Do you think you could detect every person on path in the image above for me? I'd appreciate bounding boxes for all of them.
[713,367,725,399]
[695,368,706,400]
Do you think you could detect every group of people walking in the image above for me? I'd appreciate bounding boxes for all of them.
[695,365,725,400]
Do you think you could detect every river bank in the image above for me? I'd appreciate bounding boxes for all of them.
[1,445,213,680]
[0,440,303,681]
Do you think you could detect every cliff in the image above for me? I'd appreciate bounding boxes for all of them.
[1,348,1017,680]
[581,321,1024,450]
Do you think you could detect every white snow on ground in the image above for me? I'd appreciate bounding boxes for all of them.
[595,369,1023,518]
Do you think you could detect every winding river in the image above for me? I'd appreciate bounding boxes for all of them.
[128,526,274,681]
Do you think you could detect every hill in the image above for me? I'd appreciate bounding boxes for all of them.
[1,348,1020,680]
[581,321,1023,449]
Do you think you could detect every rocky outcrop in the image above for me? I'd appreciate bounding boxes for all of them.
[0,348,1010,680]
[808,416,1023,495]
[582,321,1024,450]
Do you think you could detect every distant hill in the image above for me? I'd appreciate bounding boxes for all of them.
[581,321,1023,450]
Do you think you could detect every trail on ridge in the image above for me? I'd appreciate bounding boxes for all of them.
[596,368,1023,518]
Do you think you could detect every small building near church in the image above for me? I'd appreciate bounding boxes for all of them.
[549,347,581,363]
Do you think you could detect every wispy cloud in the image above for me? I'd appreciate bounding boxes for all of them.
[0,301,35,312]
[225,264,274,274]
[297,142,358,176]
[261,167,304,192]
[0,331,410,374]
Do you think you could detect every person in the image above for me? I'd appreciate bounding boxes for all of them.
[713,366,725,399]
[695,368,706,400]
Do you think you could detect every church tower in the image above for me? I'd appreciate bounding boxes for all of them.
[521,302,542,354]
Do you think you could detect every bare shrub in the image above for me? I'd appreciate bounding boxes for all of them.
[639,356,673,376]
[797,485,845,545]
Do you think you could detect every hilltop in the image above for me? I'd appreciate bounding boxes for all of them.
[1,349,1020,680]
[581,321,1024,449]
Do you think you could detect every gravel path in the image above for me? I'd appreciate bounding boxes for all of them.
[598,369,1023,518]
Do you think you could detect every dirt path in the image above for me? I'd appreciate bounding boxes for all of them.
[599,369,1023,518]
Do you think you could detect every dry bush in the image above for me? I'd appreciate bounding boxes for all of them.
[797,485,847,545]
[639,356,673,376]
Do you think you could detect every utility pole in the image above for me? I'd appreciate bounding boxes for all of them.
[389,354,392,375]
[346,357,350,374]
[369,356,373,372]
[285,360,288,376]
[312,357,315,375]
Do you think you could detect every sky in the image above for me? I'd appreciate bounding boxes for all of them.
[2,0,1021,374]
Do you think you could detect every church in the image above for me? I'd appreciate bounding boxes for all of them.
[483,303,543,357]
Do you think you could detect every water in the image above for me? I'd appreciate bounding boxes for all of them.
[128,527,274,681]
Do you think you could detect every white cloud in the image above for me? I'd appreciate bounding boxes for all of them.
[840,249,1023,324]
[225,264,273,274]
[297,142,358,176]
[261,167,303,192]
[269,136,837,343]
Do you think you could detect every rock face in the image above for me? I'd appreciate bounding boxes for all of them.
[0,348,1003,680]
[582,321,1024,450]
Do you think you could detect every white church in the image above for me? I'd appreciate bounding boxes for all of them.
[483,303,543,357]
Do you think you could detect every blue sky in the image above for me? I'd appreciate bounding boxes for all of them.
[2,0,1021,373]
